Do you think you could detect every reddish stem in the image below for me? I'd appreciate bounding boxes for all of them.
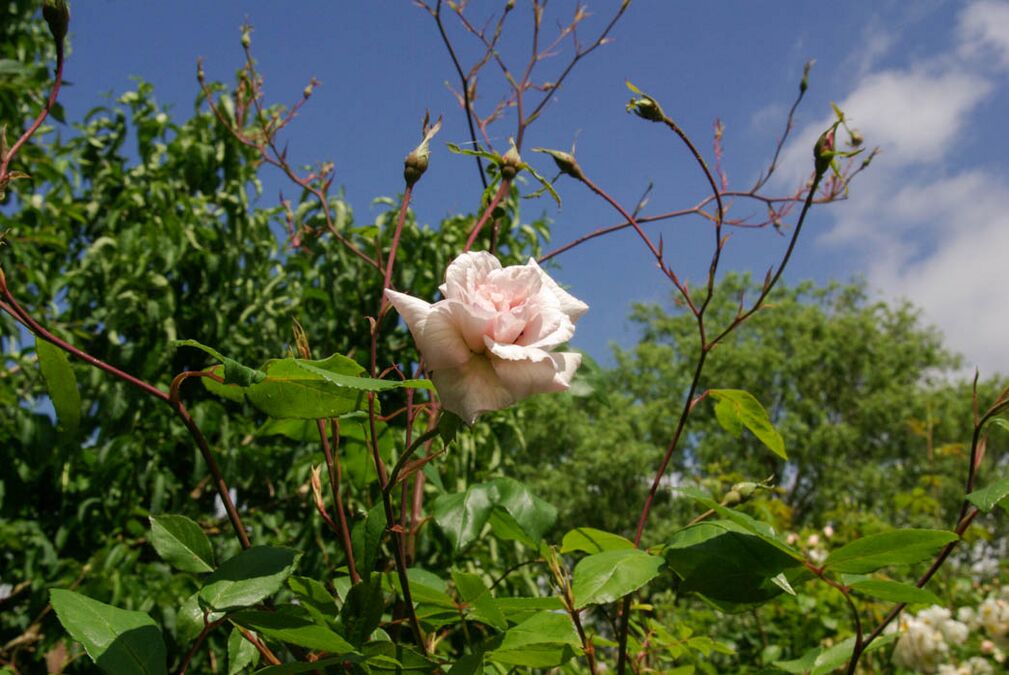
[0,42,64,180]
[319,419,360,583]
[463,180,510,252]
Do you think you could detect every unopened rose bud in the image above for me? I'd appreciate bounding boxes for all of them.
[722,489,742,507]
[800,60,814,94]
[822,524,835,538]
[848,129,863,147]
[42,0,70,45]
[309,465,325,510]
[404,151,428,187]
[626,95,664,123]
[533,147,584,181]
[292,319,310,359]
[814,126,836,177]
[981,640,996,654]
[500,139,522,181]
[241,26,252,49]
[403,115,442,187]
[731,481,759,500]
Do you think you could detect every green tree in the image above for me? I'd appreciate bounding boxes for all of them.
[513,275,1006,543]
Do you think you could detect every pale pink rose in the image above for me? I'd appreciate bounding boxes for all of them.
[385,251,587,424]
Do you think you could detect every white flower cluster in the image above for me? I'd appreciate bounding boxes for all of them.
[890,606,970,673]
[958,593,1009,645]
[936,657,994,675]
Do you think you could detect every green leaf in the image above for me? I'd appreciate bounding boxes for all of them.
[966,477,1009,513]
[495,596,565,615]
[245,355,368,419]
[393,568,456,609]
[437,412,463,445]
[173,339,266,386]
[521,162,561,206]
[339,573,384,648]
[232,606,356,654]
[572,549,664,609]
[363,642,439,672]
[177,592,224,643]
[295,361,434,392]
[451,570,507,631]
[824,529,958,574]
[287,576,338,627]
[228,627,260,675]
[848,579,942,605]
[561,527,634,554]
[447,653,486,674]
[675,487,803,560]
[200,546,301,611]
[663,520,802,606]
[432,478,557,551]
[36,337,80,438]
[351,502,387,576]
[709,389,787,459]
[148,515,215,573]
[50,589,167,675]
[445,142,499,162]
[487,611,580,668]
[774,633,897,674]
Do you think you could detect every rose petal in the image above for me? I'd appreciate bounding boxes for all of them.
[442,299,493,353]
[490,358,560,400]
[548,351,582,389]
[528,258,589,321]
[384,289,432,333]
[441,251,501,301]
[516,310,575,350]
[432,356,514,424]
[386,290,471,370]
[482,265,542,309]
[483,337,552,364]
[416,303,474,370]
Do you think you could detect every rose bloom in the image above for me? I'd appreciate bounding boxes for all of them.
[385,251,587,424]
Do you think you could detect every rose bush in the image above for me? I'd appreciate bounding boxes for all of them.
[385,251,587,423]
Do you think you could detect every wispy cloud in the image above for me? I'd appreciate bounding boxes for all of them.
[779,1,1009,375]
[958,0,1009,68]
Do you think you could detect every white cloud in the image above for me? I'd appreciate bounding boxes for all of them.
[958,0,1009,68]
[839,67,990,166]
[776,1,1009,375]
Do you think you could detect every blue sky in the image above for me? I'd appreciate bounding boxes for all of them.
[50,1,1009,373]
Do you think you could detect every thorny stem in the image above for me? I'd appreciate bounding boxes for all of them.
[615,170,826,675]
[0,40,64,181]
[463,179,510,252]
[384,426,441,496]
[177,617,227,675]
[571,608,599,675]
[843,508,980,674]
[430,0,488,188]
[195,57,379,271]
[842,339,1008,672]
[238,628,281,666]
[804,564,863,675]
[0,270,251,550]
[363,189,431,651]
[380,186,413,314]
[318,419,360,583]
